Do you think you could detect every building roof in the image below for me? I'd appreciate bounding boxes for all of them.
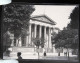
[30,15,56,25]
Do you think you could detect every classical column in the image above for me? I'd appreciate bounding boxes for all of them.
[49,27,52,48]
[39,25,42,38]
[18,37,21,46]
[34,24,37,54]
[34,24,37,38]
[53,44,56,53]
[27,36,29,46]
[44,26,46,40]
[16,39,18,46]
[44,26,47,51]
[26,36,28,46]
[46,29,48,48]
[29,24,32,45]
[26,36,29,46]
[31,31,34,45]
[11,39,14,46]
[24,36,27,46]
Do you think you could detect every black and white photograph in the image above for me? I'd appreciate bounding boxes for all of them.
[1,2,79,63]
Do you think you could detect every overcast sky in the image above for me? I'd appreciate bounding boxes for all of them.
[31,5,76,30]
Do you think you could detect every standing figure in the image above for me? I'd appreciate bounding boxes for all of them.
[44,51,46,56]
[17,52,22,59]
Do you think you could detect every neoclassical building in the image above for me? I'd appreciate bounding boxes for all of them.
[3,15,75,59]
[10,15,56,53]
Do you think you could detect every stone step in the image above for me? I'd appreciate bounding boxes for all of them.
[11,47,43,52]
[12,47,35,52]
[10,52,37,55]
[10,52,39,59]
[9,47,44,59]
[9,54,39,59]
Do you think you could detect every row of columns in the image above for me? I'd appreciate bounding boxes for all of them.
[28,24,52,48]
[11,23,52,49]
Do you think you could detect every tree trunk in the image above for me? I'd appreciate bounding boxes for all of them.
[38,46,39,59]
[38,52,39,59]
[58,52,60,56]
[77,49,79,61]
[67,48,69,60]
[14,38,16,46]
[14,33,17,46]
[77,43,79,61]
[33,46,36,55]
[52,45,53,53]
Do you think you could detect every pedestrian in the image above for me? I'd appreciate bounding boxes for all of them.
[64,52,66,56]
[17,52,22,59]
[66,52,67,56]
[58,52,60,56]
[44,51,46,56]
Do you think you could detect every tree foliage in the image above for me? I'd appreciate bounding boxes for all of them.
[51,6,79,58]
[33,37,46,48]
[67,6,79,29]
[2,4,35,52]
[3,4,35,38]
[51,31,57,44]
[53,29,78,49]
[3,31,11,52]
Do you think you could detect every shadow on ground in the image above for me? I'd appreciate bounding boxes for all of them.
[18,59,79,63]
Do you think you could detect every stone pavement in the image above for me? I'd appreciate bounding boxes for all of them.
[3,52,78,62]
[39,56,78,61]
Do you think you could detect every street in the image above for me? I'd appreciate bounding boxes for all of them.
[3,52,78,62]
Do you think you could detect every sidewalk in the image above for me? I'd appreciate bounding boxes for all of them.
[3,52,78,62]
[40,56,78,61]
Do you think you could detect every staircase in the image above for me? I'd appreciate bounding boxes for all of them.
[10,47,37,59]
[12,47,35,52]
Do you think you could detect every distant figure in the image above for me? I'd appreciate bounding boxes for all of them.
[64,52,67,56]
[17,52,22,59]
[44,51,46,56]
[58,52,60,56]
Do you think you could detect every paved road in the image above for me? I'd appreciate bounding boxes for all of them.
[39,56,78,61]
[3,55,78,62]
[3,52,78,62]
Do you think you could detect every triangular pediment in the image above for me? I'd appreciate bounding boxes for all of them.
[30,15,56,25]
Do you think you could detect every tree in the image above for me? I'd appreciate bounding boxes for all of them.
[53,28,78,59]
[67,6,79,60]
[2,4,35,52]
[51,31,57,39]
[33,37,46,48]
[53,29,78,49]
[3,31,11,52]
[67,6,79,29]
[53,6,79,60]
[33,37,46,59]
[33,38,41,49]
[3,4,35,37]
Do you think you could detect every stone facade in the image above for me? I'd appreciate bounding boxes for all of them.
[10,15,56,52]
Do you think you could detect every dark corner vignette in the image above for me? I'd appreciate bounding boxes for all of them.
[0,2,79,63]
[12,0,79,4]
[0,5,3,59]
